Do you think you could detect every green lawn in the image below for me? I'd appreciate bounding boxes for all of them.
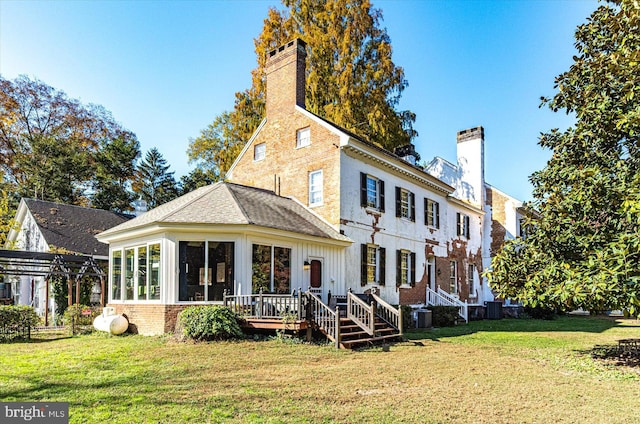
[1,316,639,423]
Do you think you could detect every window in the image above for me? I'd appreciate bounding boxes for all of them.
[309,170,323,206]
[361,244,386,286]
[296,127,310,148]
[468,264,476,297]
[450,261,458,294]
[360,172,385,211]
[111,250,122,301]
[254,143,266,161]
[111,243,162,302]
[457,212,470,239]
[252,244,291,294]
[395,187,415,221]
[179,241,234,302]
[424,198,440,228]
[396,250,416,287]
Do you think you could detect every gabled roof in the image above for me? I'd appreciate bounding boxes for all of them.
[21,199,134,256]
[97,182,350,243]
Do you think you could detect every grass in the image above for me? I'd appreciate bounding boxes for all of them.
[1,316,639,423]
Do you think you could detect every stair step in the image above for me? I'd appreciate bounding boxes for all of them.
[340,333,401,349]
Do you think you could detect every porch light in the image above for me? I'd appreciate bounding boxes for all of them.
[303,260,311,270]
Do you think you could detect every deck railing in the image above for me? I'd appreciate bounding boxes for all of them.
[305,290,341,348]
[371,290,403,336]
[426,287,468,323]
[224,290,304,320]
[346,291,375,336]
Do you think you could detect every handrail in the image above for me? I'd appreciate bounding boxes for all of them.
[304,291,341,348]
[371,291,403,336]
[224,291,303,320]
[347,292,375,336]
[426,287,468,323]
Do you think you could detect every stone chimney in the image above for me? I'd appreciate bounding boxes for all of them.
[456,126,485,208]
[265,39,307,117]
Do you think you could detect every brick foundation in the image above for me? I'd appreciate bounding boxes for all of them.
[109,303,192,335]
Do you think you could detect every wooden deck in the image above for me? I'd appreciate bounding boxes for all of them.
[225,290,403,349]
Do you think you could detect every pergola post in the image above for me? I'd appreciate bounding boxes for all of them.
[44,277,50,326]
[75,277,81,305]
[67,280,73,306]
[100,276,105,307]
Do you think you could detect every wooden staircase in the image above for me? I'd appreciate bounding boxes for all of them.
[337,316,401,349]
[307,289,403,349]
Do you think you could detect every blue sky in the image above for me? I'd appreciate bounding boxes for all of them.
[0,0,598,201]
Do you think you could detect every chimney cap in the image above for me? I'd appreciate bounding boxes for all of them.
[267,38,306,60]
[457,126,484,143]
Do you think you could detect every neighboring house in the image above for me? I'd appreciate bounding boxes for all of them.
[96,182,351,335]
[4,198,133,318]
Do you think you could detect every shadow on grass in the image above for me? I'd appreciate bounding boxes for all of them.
[403,315,640,342]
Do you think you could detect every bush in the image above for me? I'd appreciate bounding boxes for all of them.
[400,305,414,331]
[178,305,243,341]
[63,304,100,329]
[427,305,459,327]
[0,305,39,342]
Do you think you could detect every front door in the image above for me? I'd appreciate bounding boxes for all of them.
[309,259,322,297]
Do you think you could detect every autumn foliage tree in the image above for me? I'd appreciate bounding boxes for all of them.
[0,75,141,210]
[486,0,640,315]
[188,0,415,179]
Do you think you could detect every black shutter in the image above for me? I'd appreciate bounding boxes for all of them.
[360,172,367,207]
[424,198,428,225]
[361,244,368,286]
[465,215,470,238]
[379,180,385,212]
[395,186,401,217]
[396,250,402,287]
[379,247,386,286]
[435,202,440,229]
[456,212,461,236]
[409,192,415,222]
[410,252,416,287]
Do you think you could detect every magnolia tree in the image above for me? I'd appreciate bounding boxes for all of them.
[487,0,640,315]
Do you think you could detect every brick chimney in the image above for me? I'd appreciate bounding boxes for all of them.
[265,39,307,117]
[456,126,485,208]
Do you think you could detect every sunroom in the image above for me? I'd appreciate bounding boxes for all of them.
[96,182,351,335]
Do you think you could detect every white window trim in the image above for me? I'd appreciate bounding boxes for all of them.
[296,127,311,148]
[254,143,266,162]
[309,169,323,207]
[449,260,458,294]
[468,264,476,298]
[366,175,382,210]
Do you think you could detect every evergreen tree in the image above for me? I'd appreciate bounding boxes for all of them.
[487,0,640,315]
[133,148,179,209]
[92,132,141,212]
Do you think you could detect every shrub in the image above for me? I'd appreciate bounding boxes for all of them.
[523,306,557,320]
[427,305,459,327]
[62,304,101,335]
[0,305,39,342]
[178,305,243,341]
[400,305,414,331]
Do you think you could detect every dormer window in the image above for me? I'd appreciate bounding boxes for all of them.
[296,127,310,148]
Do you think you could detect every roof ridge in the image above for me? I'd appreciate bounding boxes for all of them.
[225,184,253,224]
[24,198,130,215]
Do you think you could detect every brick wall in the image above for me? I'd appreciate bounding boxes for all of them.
[109,303,191,335]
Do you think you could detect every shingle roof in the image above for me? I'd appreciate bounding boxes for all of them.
[98,182,350,242]
[23,199,134,256]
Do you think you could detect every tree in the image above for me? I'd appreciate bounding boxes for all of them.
[92,132,141,212]
[179,167,217,195]
[0,75,139,206]
[188,0,415,177]
[133,148,179,209]
[486,0,640,315]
